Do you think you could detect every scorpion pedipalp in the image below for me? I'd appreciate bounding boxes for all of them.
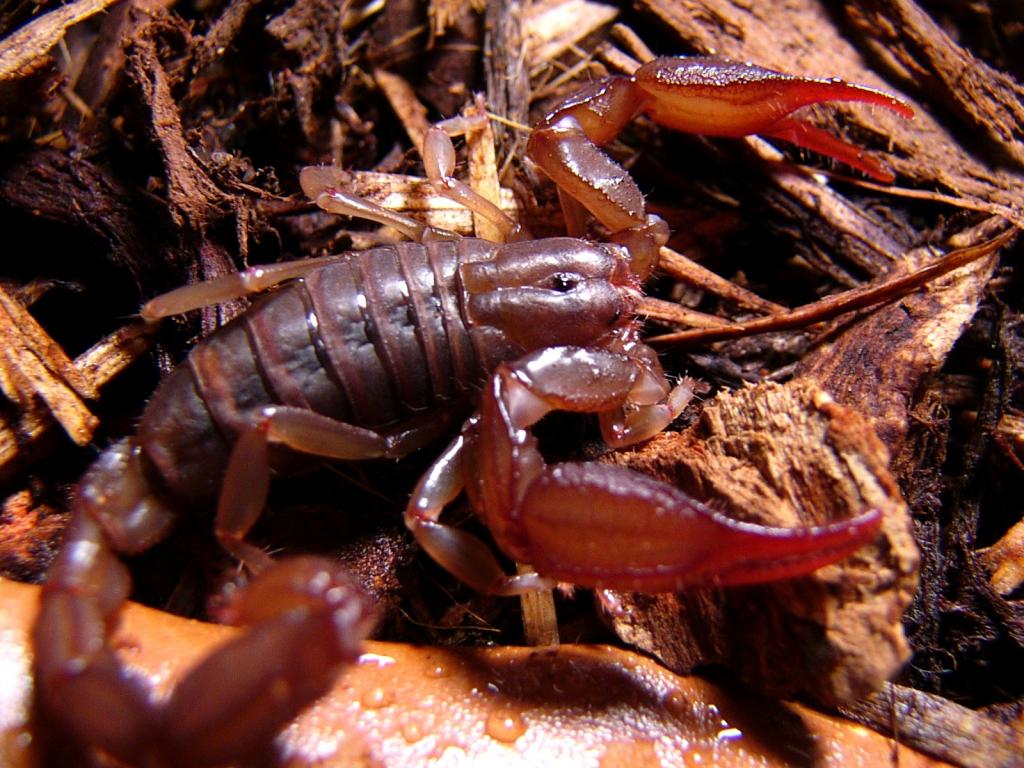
[526,55,913,278]
[404,345,882,595]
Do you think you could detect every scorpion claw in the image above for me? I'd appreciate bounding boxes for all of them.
[633,57,913,182]
[528,56,912,256]
[519,462,881,592]
[634,57,914,135]
[417,343,881,595]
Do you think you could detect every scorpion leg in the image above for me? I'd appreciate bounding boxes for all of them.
[422,116,519,242]
[34,444,375,766]
[413,346,881,594]
[146,164,472,323]
[405,433,558,595]
[300,166,462,243]
[141,253,348,321]
[214,404,448,571]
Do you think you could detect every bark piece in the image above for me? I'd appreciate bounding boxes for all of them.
[483,0,530,160]
[0,578,945,768]
[979,517,1024,596]
[374,68,432,156]
[841,683,1024,768]
[0,149,182,293]
[600,380,917,706]
[0,491,64,583]
[127,21,230,232]
[0,0,120,81]
[263,0,348,145]
[0,322,154,482]
[0,284,97,446]
[429,0,484,39]
[524,0,618,68]
[848,0,1024,169]
[797,229,1000,454]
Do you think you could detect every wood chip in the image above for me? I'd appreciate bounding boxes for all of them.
[462,98,506,242]
[427,0,484,39]
[524,0,618,67]
[848,0,1024,168]
[0,0,121,81]
[979,518,1024,596]
[798,227,1001,453]
[0,322,154,478]
[374,68,432,156]
[600,379,918,706]
[0,491,64,582]
[0,285,98,446]
[841,682,1024,768]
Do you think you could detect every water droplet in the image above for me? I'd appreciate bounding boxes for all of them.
[485,707,526,743]
[401,719,424,744]
[358,652,395,667]
[360,687,393,709]
[716,726,743,742]
[663,689,689,718]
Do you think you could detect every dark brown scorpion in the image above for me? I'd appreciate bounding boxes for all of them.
[33,57,912,765]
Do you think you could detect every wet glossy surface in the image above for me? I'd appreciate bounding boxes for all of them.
[0,579,945,767]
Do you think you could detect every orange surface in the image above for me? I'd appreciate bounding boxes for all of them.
[0,578,945,767]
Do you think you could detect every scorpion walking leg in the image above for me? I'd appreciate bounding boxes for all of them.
[405,433,558,596]
[34,442,375,766]
[422,110,569,638]
[300,166,461,243]
[141,253,348,321]
[422,114,519,242]
[214,404,445,570]
[145,163,476,323]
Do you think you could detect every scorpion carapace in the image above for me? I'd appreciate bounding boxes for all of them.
[33,56,910,765]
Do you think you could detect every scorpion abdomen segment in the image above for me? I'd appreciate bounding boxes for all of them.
[138,239,507,504]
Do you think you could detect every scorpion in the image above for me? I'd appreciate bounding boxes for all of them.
[33,57,912,766]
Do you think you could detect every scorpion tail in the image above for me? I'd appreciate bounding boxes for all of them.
[32,439,178,761]
[33,487,156,763]
[78,438,179,554]
[34,440,377,766]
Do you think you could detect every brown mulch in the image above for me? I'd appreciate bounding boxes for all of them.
[0,0,1022,766]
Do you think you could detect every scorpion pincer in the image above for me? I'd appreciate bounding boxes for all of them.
[32,57,912,765]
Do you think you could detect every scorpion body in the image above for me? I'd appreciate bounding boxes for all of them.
[142,239,506,503]
[32,56,914,766]
[115,236,633,511]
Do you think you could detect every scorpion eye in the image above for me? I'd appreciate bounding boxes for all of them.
[550,273,578,292]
